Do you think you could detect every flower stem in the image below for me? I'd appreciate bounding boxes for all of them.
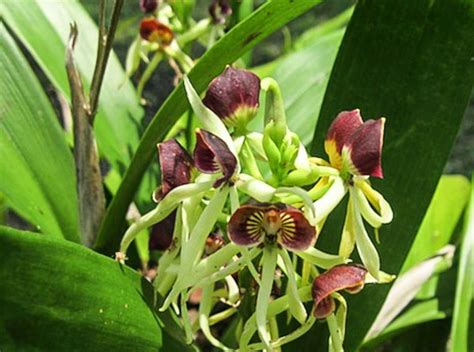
[256,245,278,351]
[327,313,344,352]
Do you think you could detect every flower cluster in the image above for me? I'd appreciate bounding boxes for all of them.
[118,66,394,351]
[128,0,234,103]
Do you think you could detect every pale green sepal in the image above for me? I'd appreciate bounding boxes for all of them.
[339,197,356,259]
[355,179,393,225]
[296,246,348,269]
[313,176,347,223]
[183,76,239,163]
[256,245,278,352]
[246,132,267,161]
[280,248,307,324]
[199,284,233,351]
[236,174,276,202]
[350,187,380,279]
[119,181,212,255]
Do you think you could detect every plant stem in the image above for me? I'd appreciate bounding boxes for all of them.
[327,313,344,352]
[89,0,124,118]
[66,24,105,247]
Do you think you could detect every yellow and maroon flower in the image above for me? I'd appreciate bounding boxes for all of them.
[312,264,367,318]
[194,129,237,187]
[139,17,174,46]
[139,0,158,13]
[325,109,385,178]
[203,67,260,131]
[228,203,317,251]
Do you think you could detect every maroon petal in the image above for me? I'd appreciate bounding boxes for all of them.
[203,67,260,129]
[314,296,336,319]
[157,139,194,198]
[312,264,368,318]
[209,0,232,24]
[228,205,266,247]
[139,0,158,13]
[149,209,176,251]
[277,206,317,251]
[325,110,363,169]
[344,118,385,178]
[194,129,237,187]
[139,18,174,46]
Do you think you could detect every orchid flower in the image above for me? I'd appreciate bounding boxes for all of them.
[314,109,393,279]
[117,66,396,352]
[312,264,368,352]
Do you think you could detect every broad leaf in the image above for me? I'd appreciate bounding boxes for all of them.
[402,175,471,272]
[95,0,326,254]
[0,24,79,242]
[0,226,193,351]
[450,175,474,351]
[307,0,474,350]
[2,0,144,173]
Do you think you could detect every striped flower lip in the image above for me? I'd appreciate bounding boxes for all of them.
[194,129,237,187]
[312,264,368,319]
[227,203,317,251]
[203,67,260,131]
[139,18,174,46]
[154,139,194,201]
[325,109,385,178]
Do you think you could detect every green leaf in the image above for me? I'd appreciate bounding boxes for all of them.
[402,175,471,272]
[0,24,79,242]
[2,0,144,172]
[95,0,325,254]
[0,226,194,351]
[450,174,474,351]
[363,298,447,348]
[307,1,474,350]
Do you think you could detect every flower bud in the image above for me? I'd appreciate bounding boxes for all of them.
[139,18,174,46]
[139,0,158,13]
[203,67,260,131]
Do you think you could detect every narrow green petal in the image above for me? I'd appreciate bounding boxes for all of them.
[313,176,347,223]
[236,173,276,202]
[339,197,356,259]
[280,248,308,324]
[257,245,278,351]
[296,246,348,269]
[350,188,380,279]
[184,76,238,160]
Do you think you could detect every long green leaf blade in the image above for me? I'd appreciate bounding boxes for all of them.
[95,0,324,254]
[0,24,79,242]
[450,175,474,351]
[0,226,188,351]
[307,0,474,350]
[2,0,144,171]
